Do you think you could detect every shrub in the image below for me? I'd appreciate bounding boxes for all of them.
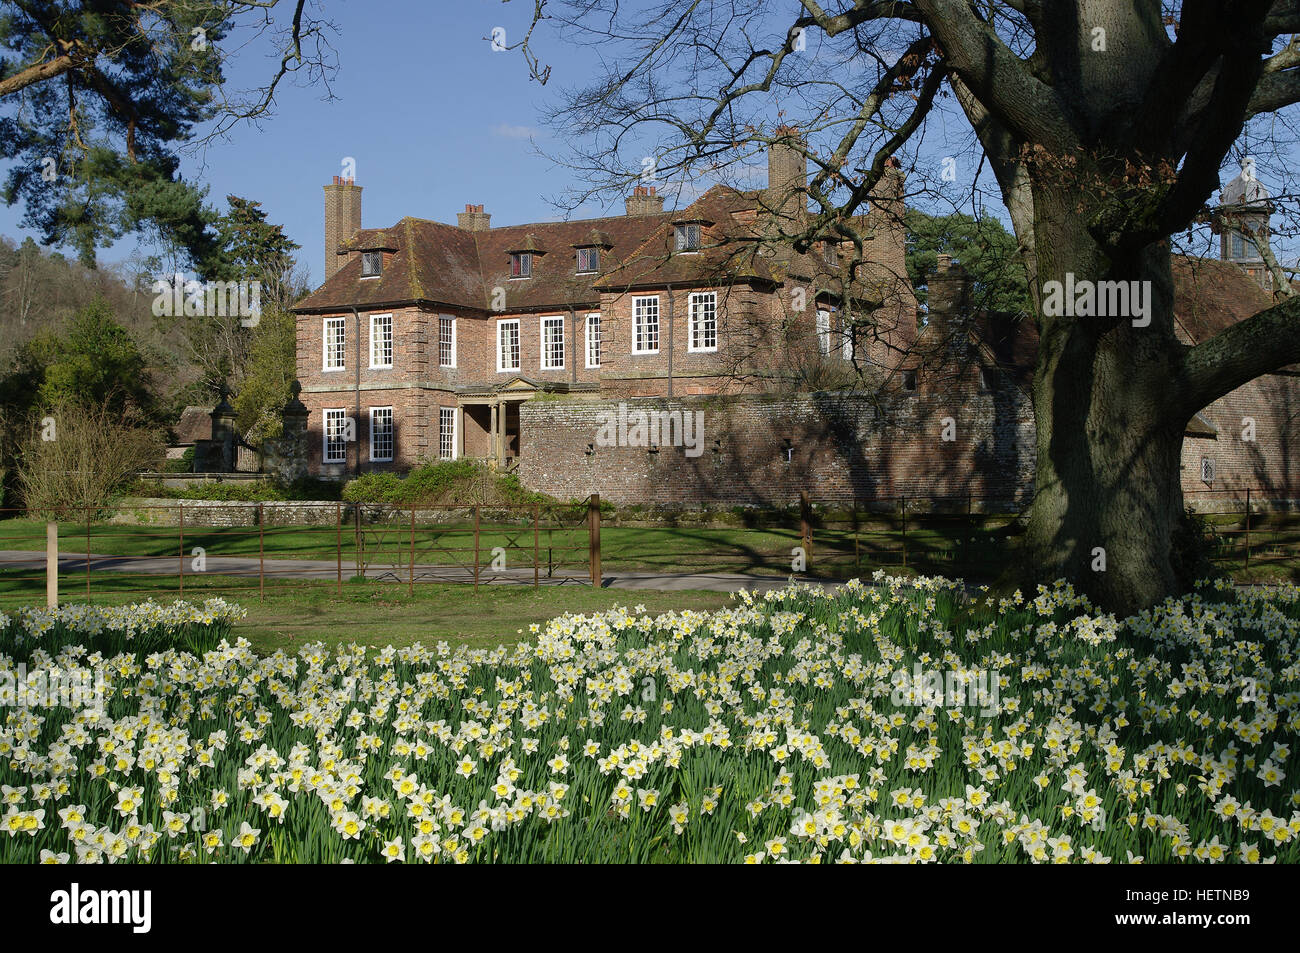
[342,459,553,506]
[17,398,163,516]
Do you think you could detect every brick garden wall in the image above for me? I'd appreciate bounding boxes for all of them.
[518,391,1037,506]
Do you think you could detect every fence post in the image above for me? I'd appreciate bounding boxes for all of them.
[800,491,813,572]
[409,507,416,597]
[46,519,57,609]
[336,503,342,595]
[533,503,540,590]
[85,506,91,599]
[178,505,184,596]
[589,494,602,587]
[1245,487,1252,571]
[901,496,907,569]
[258,503,265,602]
[354,504,362,579]
[473,505,481,593]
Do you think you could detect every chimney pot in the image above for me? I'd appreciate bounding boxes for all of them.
[626,185,664,216]
[457,204,491,231]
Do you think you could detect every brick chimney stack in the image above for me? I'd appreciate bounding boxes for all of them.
[625,186,665,216]
[323,175,362,281]
[458,204,492,231]
[766,125,808,223]
[926,253,969,339]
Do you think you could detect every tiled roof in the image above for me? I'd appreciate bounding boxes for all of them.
[171,406,213,445]
[965,257,1287,381]
[294,184,888,313]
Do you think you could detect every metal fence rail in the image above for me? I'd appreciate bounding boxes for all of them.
[0,488,1294,607]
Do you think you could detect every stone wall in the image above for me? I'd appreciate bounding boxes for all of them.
[109,500,351,527]
[518,391,1037,507]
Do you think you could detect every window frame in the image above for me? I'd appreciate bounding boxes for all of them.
[438,316,457,368]
[323,408,348,464]
[585,312,602,369]
[576,247,600,274]
[369,406,394,463]
[541,315,566,370]
[510,252,532,278]
[688,291,718,353]
[815,309,831,356]
[323,316,347,372]
[675,223,701,253]
[361,251,383,278]
[369,313,393,369]
[632,295,661,354]
[439,407,458,460]
[497,318,521,372]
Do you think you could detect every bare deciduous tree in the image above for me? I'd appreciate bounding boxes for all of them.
[508,0,1300,614]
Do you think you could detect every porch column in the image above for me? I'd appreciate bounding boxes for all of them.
[495,399,506,467]
[490,401,499,467]
[456,406,465,460]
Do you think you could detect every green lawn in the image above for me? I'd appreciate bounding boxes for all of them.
[0,509,1295,618]
[0,571,736,654]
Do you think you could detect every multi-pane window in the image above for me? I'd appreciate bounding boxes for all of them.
[815,310,831,355]
[370,313,393,368]
[1201,456,1216,485]
[323,317,346,370]
[689,292,717,352]
[585,313,602,368]
[361,251,383,277]
[675,224,701,252]
[541,316,565,370]
[510,253,532,278]
[633,296,660,354]
[1228,230,1257,260]
[842,316,854,362]
[439,316,456,367]
[323,408,348,463]
[370,407,394,462]
[497,319,521,372]
[577,247,600,274]
[439,407,457,460]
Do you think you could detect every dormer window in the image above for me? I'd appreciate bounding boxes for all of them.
[510,252,532,278]
[361,251,383,277]
[577,247,600,274]
[823,241,838,265]
[675,224,701,253]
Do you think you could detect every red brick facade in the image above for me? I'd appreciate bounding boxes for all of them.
[292,145,1298,510]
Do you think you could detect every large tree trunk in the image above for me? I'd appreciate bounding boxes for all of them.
[1020,186,1188,616]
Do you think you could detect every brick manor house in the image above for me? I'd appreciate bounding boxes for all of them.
[292,144,1298,506]
[292,130,915,476]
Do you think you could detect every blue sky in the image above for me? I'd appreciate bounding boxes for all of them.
[0,1,1288,284]
[1,1,623,284]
